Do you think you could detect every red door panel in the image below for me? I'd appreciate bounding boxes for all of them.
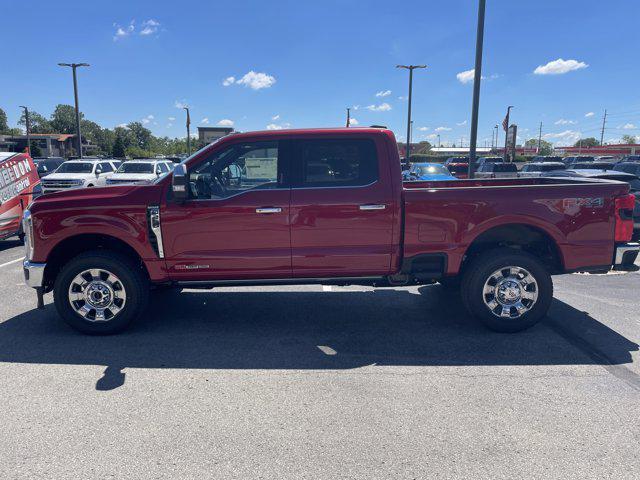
[161,189,291,280]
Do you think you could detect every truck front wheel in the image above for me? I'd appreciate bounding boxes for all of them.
[53,250,149,335]
[461,248,553,333]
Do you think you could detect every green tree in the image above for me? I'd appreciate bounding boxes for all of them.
[622,134,637,144]
[0,108,9,133]
[525,138,553,155]
[82,120,115,155]
[29,143,43,157]
[18,111,53,133]
[50,104,82,134]
[112,134,126,158]
[126,122,153,150]
[573,137,599,148]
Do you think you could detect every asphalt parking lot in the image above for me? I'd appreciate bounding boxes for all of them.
[0,239,638,479]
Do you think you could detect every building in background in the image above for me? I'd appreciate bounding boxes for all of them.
[0,133,98,157]
[554,143,640,157]
[197,126,234,144]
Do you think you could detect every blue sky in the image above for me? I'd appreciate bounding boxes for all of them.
[2,0,640,147]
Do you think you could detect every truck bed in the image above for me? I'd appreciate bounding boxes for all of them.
[402,176,631,275]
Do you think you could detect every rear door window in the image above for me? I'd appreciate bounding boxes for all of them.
[293,139,378,187]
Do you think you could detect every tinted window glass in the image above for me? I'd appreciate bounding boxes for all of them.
[189,141,280,199]
[492,164,517,172]
[57,162,94,173]
[295,139,377,187]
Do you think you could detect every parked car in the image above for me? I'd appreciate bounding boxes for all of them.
[531,156,564,163]
[474,162,519,178]
[33,157,64,178]
[476,156,504,167]
[570,161,616,170]
[41,159,120,194]
[22,127,639,335]
[617,155,640,164]
[519,162,566,177]
[563,156,595,167]
[106,159,175,185]
[444,157,473,179]
[614,162,640,176]
[403,163,456,181]
[0,152,40,241]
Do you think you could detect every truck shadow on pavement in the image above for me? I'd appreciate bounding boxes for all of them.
[0,284,637,390]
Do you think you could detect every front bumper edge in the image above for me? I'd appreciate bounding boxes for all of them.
[23,260,46,288]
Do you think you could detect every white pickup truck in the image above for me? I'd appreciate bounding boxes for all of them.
[40,159,121,194]
[106,159,175,186]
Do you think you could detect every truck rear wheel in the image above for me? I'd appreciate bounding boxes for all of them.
[461,248,553,332]
[53,250,149,335]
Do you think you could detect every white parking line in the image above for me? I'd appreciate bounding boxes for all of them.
[0,257,24,269]
[322,285,332,292]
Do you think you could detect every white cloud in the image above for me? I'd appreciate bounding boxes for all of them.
[168,116,175,121]
[622,123,637,130]
[116,123,128,129]
[555,119,576,125]
[534,58,588,75]
[585,112,595,118]
[113,21,135,41]
[366,102,392,112]
[435,126,452,132]
[418,126,429,131]
[456,120,467,126]
[236,71,276,90]
[398,96,407,101]
[271,114,280,120]
[174,100,188,109]
[543,130,581,145]
[375,90,391,97]
[166,123,173,128]
[217,119,234,127]
[352,105,360,111]
[201,118,209,125]
[426,134,438,140]
[140,19,160,36]
[141,114,154,125]
[348,117,359,126]
[222,76,236,87]
[456,69,476,84]
[266,122,291,130]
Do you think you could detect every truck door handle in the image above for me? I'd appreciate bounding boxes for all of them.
[359,204,386,210]
[256,207,282,214]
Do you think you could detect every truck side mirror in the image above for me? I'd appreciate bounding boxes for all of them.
[95,168,102,177]
[172,164,188,201]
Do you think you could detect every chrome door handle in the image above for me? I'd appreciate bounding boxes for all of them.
[256,207,282,214]
[359,204,386,210]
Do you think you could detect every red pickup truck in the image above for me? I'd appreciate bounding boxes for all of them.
[22,128,639,334]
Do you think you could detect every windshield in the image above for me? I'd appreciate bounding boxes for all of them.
[56,162,94,173]
[492,164,517,172]
[412,164,450,176]
[628,179,640,191]
[118,163,155,173]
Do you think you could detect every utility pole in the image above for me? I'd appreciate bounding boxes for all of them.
[58,62,89,158]
[19,106,31,155]
[346,107,351,127]
[537,121,543,153]
[600,109,607,146]
[467,0,486,179]
[437,134,441,148]
[503,106,513,162]
[183,106,191,155]
[397,64,427,164]
[494,124,498,151]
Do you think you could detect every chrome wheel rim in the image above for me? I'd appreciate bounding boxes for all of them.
[68,269,127,322]
[482,266,538,319]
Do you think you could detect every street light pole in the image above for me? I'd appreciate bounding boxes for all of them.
[19,106,31,155]
[437,134,441,148]
[397,64,426,165]
[58,63,89,158]
[467,0,486,179]
[346,107,351,127]
[183,106,191,155]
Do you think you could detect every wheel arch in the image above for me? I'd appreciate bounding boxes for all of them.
[43,233,149,290]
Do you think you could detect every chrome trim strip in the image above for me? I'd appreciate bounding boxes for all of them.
[147,206,165,258]
[614,242,640,264]
[23,260,46,288]
[177,276,383,287]
[256,207,282,214]
[359,204,386,210]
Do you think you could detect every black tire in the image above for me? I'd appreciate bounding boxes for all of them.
[438,276,461,290]
[461,248,553,333]
[53,250,149,335]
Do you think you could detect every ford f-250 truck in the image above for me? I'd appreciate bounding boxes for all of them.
[22,128,639,334]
